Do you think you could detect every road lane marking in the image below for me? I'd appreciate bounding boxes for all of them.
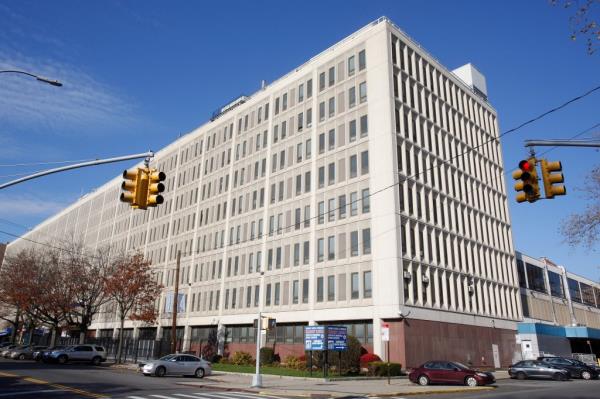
[0,370,108,398]
[0,371,18,377]
[173,394,212,398]
[150,395,181,399]
[0,389,66,397]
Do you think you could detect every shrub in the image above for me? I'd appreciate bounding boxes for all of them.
[211,354,222,363]
[360,353,381,365]
[284,355,307,369]
[298,354,306,362]
[218,356,230,364]
[260,347,275,365]
[231,351,253,365]
[369,361,403,376]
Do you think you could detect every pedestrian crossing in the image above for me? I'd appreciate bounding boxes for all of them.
[122,391,293,399]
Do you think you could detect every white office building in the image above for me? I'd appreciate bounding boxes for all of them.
[5,17,519,367]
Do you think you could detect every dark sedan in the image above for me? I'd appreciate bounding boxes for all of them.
[538,356,598,380]
[509,360,569,380]
[35,345,68,362]
[408,361,495,386]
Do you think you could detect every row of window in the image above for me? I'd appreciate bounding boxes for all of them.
[319,50,366,92]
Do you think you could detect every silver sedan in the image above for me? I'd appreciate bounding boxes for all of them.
[141,354,212,378]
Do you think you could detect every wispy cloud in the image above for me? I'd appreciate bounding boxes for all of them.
[0,193,69,217]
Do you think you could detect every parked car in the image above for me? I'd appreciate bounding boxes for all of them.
[509,360,569,380]
[0,342,12,350]
[538,356,599,380]
[141,354,212,378]
[2,345,27,358]
[408,361,495,386]
[10,345,47,360]
[47,345,106,365]
[34,345,67,362]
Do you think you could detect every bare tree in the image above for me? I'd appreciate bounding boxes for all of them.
[103,252,162,363]
[561,165,600,246]
[551,0,600,54]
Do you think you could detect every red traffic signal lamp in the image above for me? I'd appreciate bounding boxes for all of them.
[512,158,540,203]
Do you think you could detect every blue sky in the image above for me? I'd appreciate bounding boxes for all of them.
[0,1,599,279]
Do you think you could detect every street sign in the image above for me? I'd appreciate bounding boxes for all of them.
[327,326,348,351]
[304,326,348,351]
[304,326,325,350]
[382,327,390,341]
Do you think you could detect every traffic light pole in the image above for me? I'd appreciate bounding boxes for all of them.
[0,151,154,190]
[525,140,600,148]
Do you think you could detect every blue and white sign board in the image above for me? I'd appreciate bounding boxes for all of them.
[304,326,347,351]
[304,326,325,350]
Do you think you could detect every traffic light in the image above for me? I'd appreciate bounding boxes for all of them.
[259,317,276,330]
[512,158,540,203]
[120,168,143,208]
[540,159,566,199]
[146,169,166,207]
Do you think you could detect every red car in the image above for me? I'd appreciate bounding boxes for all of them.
[408,361,496,386]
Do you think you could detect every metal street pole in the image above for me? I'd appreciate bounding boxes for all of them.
[251,271,264,388]
[0,69,63,87]
[171,250,181,354]
[524,139,600,148]
[0,152,154,190]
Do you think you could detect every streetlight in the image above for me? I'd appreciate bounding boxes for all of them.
[0,70,62,87]
[252,271,265,388]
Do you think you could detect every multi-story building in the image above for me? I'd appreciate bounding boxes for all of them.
[5,17,520,368]
[516,251,600,359]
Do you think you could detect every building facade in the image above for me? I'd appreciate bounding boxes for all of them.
[516,251,600,360]
[5,17,520,368]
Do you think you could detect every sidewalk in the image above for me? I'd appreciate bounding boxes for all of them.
[175,370,510,398]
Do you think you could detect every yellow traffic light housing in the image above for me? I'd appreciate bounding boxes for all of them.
[540,159,566,199]
[512,158,540,203]
[146,169,166,207]
[120,168,142,208]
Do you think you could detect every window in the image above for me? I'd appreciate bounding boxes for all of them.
[359,82,367,103]
[361,151,369,174]
[292,280,299,304]
[328,129,335,150]
[349,120,357,142]
[362,189,370,213]
[349,155,357,178]
[328,275,335,301]
[317,238,324,262]
[351,272,359,299]
[568,278,582,303]
[319,72,325,91]
[304,205,310,227]
[338,195,347,219]
[328,198,335,222]
[362,228,371,254]
[306,139,312,159]
[307,79,313,98]
[295,208,301,230]
[350,192,358,216]
[274,282,280,305]
[351,231,359,256]
[282,93,288,111]
[297,143,303,163]
[265,284,271,306]
[363,271,372,298]
[348,55,356,75]
[548,271,564,298]
[297,113,303,132]
[328,97,335,117]
[328,162,335,185]
[254,285,259,307]
[319,102,325,121]
[328,236,335,260]
[303,241,310,264]
[317,277,324,302]
[294,243,300,266]
[298,83,304,102]
[358,49,366,70]
[305,171,311,192]
[526,263,546,293]
[349,87,356,108]
[307,108,312,127]
[318,201,325,224]
[302,279,309,303]
[296,175,302,195]
[328,66,335,86]
[318,167,325,188]
[319,133,325,154]
[360,115,368,137]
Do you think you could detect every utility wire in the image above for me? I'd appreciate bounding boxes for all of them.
[3,84,600,263]
[0,158,98,168]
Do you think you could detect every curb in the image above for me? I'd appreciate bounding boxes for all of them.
[255,386,497,398]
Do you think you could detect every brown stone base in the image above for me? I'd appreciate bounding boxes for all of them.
[388,319,515,369]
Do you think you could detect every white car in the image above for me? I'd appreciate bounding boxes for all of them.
[141,354,212,378]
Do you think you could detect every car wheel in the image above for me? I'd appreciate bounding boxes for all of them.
[465,376,478,387]
[418,375,429,386]
[91,356,101,366]
[516,372,527,380]
[57,355,68,365]
[18,354,26,360]
[581,371,592,380]
[195,368,205,378]
[155,366,166,377]
[553,372,566,381]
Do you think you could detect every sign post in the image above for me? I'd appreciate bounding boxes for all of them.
[381,322,390,384]
[304,326,347,379]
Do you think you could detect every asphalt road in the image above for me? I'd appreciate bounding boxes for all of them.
[0,358,281,399]
[2,357,600,399]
